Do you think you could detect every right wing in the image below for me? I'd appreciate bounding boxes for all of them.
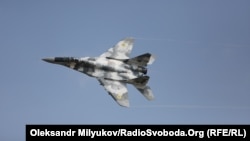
[98,78,129,107]
[100,37,134,59]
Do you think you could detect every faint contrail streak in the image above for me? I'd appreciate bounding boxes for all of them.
[132,105,250,110]
[134,37,176,42]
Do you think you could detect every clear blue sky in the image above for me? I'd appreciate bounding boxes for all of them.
[1,0,250,140]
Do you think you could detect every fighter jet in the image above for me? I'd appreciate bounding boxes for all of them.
[42,37,155,107]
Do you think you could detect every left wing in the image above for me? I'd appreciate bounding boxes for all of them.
[100,37,134,59]
[98,78,129,107]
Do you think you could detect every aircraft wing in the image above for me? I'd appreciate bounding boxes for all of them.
[100,37,134,59]
[98,78,129,107]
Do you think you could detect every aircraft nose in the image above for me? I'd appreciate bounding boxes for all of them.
[42,57,55,63]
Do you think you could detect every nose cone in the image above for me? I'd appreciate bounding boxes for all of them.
[42,57,55,63]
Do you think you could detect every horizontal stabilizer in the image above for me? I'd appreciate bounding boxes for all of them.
[125,53,155,67]
[148,54,155,65]
[136,86,154,101]
[127,76,149,88]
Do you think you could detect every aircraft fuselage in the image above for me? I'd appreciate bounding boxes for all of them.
[76,57,145,81]
[45,56,146,81]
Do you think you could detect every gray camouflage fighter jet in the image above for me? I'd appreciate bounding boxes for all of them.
[42,37,155,107]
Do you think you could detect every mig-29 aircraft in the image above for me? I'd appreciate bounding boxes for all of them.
[42,37,155,107]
